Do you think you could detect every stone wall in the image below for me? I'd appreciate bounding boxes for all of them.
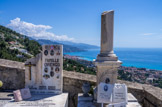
[63,71,162,107]
[0,59,25,90]
[0,59,162,107]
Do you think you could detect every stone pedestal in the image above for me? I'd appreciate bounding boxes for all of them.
[95,61,121,85]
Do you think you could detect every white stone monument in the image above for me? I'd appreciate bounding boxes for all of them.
[95,10,121,86]
[94,10,127,106]
[78,10,141,107]
[25,45,63,94]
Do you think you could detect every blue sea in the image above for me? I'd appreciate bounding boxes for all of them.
[65,48,162,71]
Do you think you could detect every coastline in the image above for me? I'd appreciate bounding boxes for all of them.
[64,54,162,72]
[64,48,162,71]
[64,54,162,87]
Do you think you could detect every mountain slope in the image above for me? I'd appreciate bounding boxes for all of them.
[56,41,100,50]
[37,39,85,53]
[0,25,41,62]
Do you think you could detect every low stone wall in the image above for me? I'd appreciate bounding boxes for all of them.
[0,59,25,90]
[63,71,162,107]
[0,59,162,107]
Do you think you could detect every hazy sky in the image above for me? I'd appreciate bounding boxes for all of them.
[0,0,162,48]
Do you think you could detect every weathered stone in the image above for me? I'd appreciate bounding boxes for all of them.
[25,45,63,94]
[96,10,117,61]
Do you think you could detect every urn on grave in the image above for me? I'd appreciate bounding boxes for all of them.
[82,82,91,97]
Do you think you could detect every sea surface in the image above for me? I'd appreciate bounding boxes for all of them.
[65,48,162,71]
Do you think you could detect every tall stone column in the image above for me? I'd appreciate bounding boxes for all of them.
[97,10,117,61]
[95,10,121,86]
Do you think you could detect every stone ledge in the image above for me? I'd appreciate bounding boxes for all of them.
[0,59,25,70]
[63,70,96,83]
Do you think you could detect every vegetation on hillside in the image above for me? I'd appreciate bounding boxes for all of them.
[118,70,133,81]
[63,58,96,75]
[0,25,41,62]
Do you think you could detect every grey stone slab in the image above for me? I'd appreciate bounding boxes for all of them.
[78,93,95,107]
[0,92,13,100]
[127,102,141,107]
[0,93,68,107]
[78,93,141,107]
[127,93,138,102]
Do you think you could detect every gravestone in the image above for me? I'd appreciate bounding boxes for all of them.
[97,82,113,103]
[113,84,127,104]
[25,45,63,94]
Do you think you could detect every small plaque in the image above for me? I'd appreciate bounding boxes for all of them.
[48,86,55,90]
[56,51,60,55]
[39,86,46,90]
[97,82,114,103]
[55,67,59,73]
[44,67,48,73]
[20,88,31,99]
[13,90,22,102]
[50,71,54,77]
[113,83,127,104]
[50,50,54,56]
[56,75,59,79]
[44,50,48,56]
[43,74,50,79]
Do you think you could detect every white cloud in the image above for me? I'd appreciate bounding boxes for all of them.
[140,33,156,36]
[7,18,74,41]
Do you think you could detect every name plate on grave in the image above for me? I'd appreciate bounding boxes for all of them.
[97,82,114,103]
[41,45,63,94]
[113,83,127,104]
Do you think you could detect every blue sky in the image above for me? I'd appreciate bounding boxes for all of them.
[0,0,162,48]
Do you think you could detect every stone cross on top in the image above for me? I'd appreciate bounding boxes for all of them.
[25,62,36,80]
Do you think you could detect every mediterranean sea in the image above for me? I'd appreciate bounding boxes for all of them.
[65,48,162,71]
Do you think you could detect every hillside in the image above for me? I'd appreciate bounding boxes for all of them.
[37,39,85,53]
[0,25,41,62]
[0,25,90,62]
[56,41,100,50]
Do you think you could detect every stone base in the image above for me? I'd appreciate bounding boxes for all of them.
[0,93,68,107]
[94,60,121,85]
[77,93,141,107]
[96,53,118,61]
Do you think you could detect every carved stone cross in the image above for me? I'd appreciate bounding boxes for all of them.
[25,62,36,80]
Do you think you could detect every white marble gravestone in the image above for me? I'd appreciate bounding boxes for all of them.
[25,45,63,94]
[97,82,114,103]
[113,84,127,104]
